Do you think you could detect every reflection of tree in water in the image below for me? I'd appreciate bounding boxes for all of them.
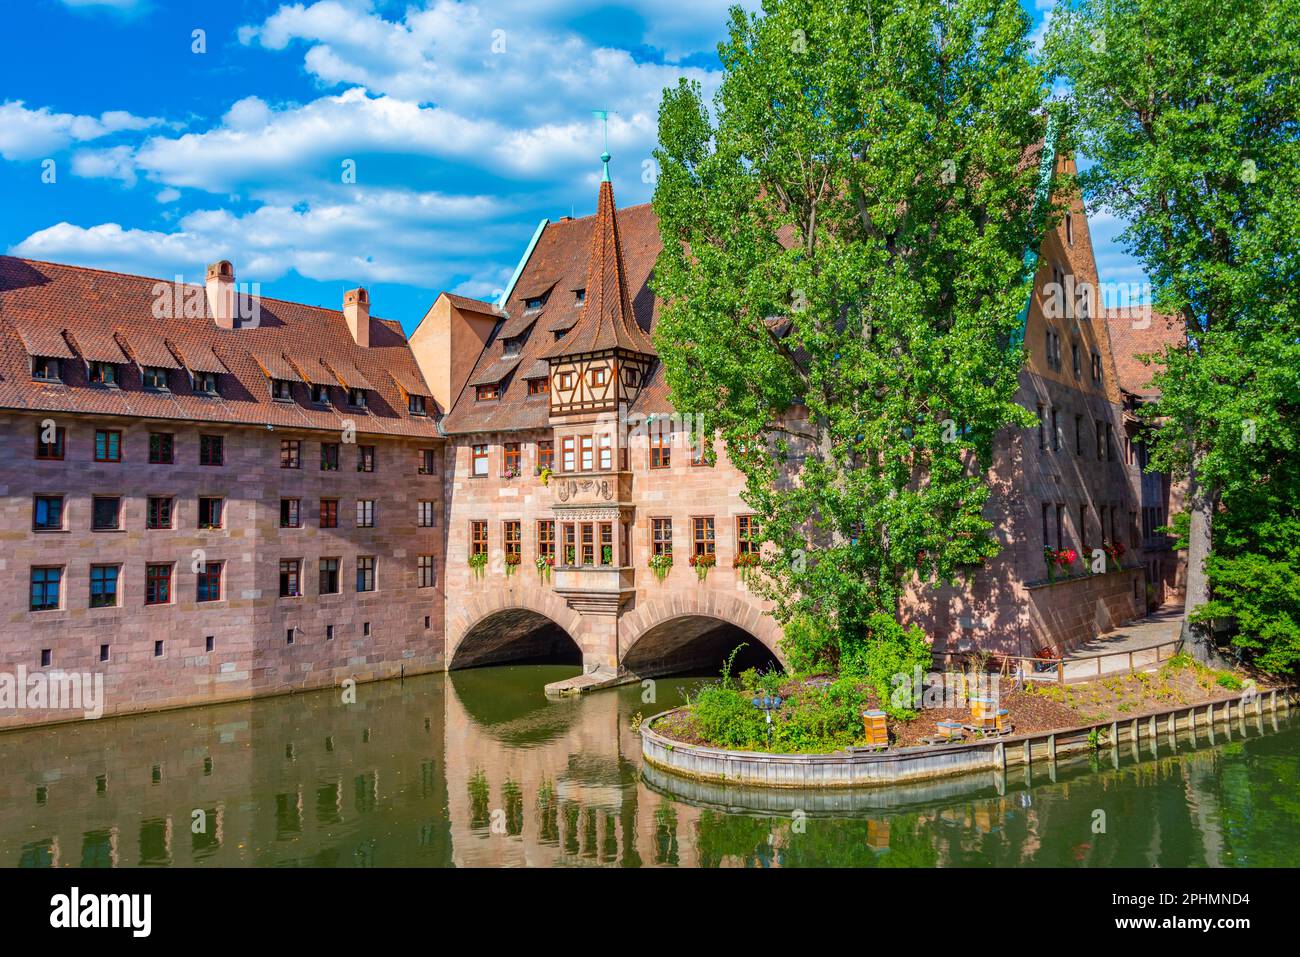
[653,805,679,866]
[468,769,490,831]
[502,778,524,836]
[536,779,559,845]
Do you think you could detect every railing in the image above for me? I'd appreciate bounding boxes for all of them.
[933,637,1184,687]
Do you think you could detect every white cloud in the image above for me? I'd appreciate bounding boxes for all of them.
[0,101,163,161]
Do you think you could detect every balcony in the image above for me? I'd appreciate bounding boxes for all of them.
[552,565,635,614]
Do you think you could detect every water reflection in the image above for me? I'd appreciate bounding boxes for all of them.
[0,665,1295,867]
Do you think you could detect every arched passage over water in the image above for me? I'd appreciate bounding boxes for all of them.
[622,615,781,678]
[450,608,582,670]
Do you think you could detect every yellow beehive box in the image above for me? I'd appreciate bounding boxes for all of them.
[861,710,888,746]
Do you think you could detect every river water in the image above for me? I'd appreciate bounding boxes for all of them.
[1,665,1296,867]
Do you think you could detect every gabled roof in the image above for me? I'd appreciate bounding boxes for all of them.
[0,256,438,438]
[541,179,655,359]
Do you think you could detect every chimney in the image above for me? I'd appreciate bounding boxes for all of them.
[205,260,236,329]
[344,287,370,347]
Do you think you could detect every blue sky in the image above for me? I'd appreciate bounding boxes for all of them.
[0,0,1146,335]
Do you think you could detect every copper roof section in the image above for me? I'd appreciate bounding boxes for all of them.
[542,180,654,359]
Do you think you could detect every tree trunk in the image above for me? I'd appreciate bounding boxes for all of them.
[1181,453,1220,665]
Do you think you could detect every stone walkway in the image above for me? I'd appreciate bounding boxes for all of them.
[1055,605,1185,682]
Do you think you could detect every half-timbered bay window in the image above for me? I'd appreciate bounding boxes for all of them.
[470,520,488,556]
[652,518,673,556]
[693,517,716,557]
[471,444,489,477]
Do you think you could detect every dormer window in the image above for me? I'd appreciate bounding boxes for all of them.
[574,289,586,305]
[271,378,293,401]
[408,394,427,415]
[143,366,169,391]
[502,336,522,358]
[348,387,367,409]
[476,383,500,401]
[311,383,329,404]
[524,291,549,312]
[31,357,61,382]
[554,329,567,341]
[88,361,118,387]
[193,371,219,395]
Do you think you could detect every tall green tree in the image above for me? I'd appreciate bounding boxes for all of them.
[1047,0,1300,662]
[651,0,1048,676]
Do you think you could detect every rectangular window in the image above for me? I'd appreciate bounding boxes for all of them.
[562,523,576,565]
[580,522,595,566]
[279,560,302,598]
[143,367,169,390]
[504,521,521,559]
[1105,424,1115,461]
[652,517,673,556]
[280,439,301,469]
[579,435,593,471]
[408,394,427,415]
[737,515,759,554]
[1036,404,1046,451]
[320,443,340,471]
[1075,415,1084,455]
[280,498,301,528]
[527,378,549,395]
[537,520,555,560]
[198,434,223,466]
[357,445,375,473]
[1091,351,1102,383]
[471,444,489,477]
[89,565,120,608]
[418,555,436,588]
[32,357,61,381]
[419,449,436,475]
[1071,342,1081,378]
[271,378,293,401]
[598,433,613,471]
[35,425,65,460]
[147,496,174,530]
[94,429,122,463]
[198,497,223,529]
[1055,504,1064,551]
[319,558,340,595]
[89,362,118,387]
[356,500,375,528]
[599,522,613,565]
[197,562,223,602]
[30,567,61,611]
[650,430,671,469]
[537,440,554,471]
[149,432,175,464]
[418,500,436,527]
[348,388,367,409]
[356,556,376,593]
[1096,422,1105,460]
[92,496,121,531]
[693,516,716,557]
[1051,408,1060,452]
[311,383,329,404]
[561,436,576,472]
[476,383,500,401]
[1041,503,1051,550]
[33,495,64,531]
[193,371,219,395]
[319,499,338,528]
[146,564,172,606]
[504,443,521,475]
[471,520,488,556]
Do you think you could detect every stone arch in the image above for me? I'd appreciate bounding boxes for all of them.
[619,591,786,678]
[448,587,584,670]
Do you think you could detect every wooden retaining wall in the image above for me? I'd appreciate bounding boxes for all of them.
[640,687,1297,790]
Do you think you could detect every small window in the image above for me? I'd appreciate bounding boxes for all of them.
[94,429,122,463]
[30,567,62,611]
[589,367,608,387]
[149,432,175,464]
[471,444,489,477]
[32,356,61,382]
[320,499,338,529]
[1071,342,1081,378]
[504,443,521,475]
[652,518,672,556]
[311,383,329,404]
[418,555,436,588]
[1091,350,1102,383]
[146,564,172,606]
[280,498,301,528]
[537,520,555,561]
[356,500,375,528]
[418,501,436,528]
[325,625,334,641]
[88,362,118,387]
[206,636,215,652]
[100,644,110,662]
[650,430,671,469]
[504,520,521,561]
[35,425,65,460]
[561,436,575,472]
[580,435,593,471]
[527,377,549,395]
[193,371,219,395]
[1065,211,1074,246]
[622,366,640,388]
[279,560,302,598]
[348,388,367,409]
[196,562,223,603]
[143,367,169,390]
[408,394,427,415]
[574,289,586,305]
[89,565,120,608]
[692,517,715,557]
[280,439,301,469]
[598,433,612,470]
[555,371,575,391]
[470,520,488,556]
[199,434,223,466]
[320,443,340,471]
[92,496,121,531]
[418,448,437,475]
[357,445,375,473]
[271,378,293,400]
[33,495,64,532]
[476,383,500,401]
[147,496,173,530]
[154,640,164,658]
[737,515,760,555]
[524,292,549,311]
[198,497,224,529]
[537,440,554,471]
[356,556,376,593]
[319,558,340,595]
[41,649,51,667]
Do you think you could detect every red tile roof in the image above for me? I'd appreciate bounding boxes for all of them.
[0,256,439,439]
[1104,306,1186,399]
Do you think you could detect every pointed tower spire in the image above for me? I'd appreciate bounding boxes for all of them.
[543,157,654,359]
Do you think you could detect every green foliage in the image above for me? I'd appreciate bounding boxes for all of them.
[689,684,769,749]
[652,0,1046,670]
[686,675,872,754]
[1216,673,1244,691]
